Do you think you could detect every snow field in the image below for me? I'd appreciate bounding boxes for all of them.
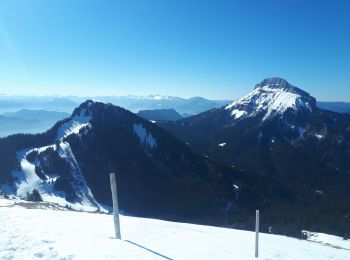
[1,199,349,260]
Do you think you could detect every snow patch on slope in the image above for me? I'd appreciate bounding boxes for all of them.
[304,231,350,251]
[34,144,57,153]
[3,141,103,212]
[56,141,103,211]
[133,124,157,149]
[56,109,91,140]
[231,109,247,119]
[11,149,43,197]
[315,134,324,139]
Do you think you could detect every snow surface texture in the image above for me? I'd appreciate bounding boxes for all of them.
[133,123,157,149]
[0,107,103,212]
[225,78,314,121]
[0,198,349,260]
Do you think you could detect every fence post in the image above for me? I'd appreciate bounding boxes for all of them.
[255,210,259,258]
[110,172,121,239]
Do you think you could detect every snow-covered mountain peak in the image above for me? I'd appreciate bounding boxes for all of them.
[226,78,316,120]
[254,77,311,97]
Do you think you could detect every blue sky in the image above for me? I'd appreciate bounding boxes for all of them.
[0,0,349,101]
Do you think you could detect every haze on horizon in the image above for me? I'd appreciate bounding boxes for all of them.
[0,0,349,102]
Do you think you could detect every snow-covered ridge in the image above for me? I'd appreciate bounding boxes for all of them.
[0,101,106,211]
[225,78,316,121]
[56,101,96,140]
[56,113,91,140]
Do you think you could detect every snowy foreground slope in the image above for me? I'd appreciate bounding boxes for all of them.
[1,199,349,260]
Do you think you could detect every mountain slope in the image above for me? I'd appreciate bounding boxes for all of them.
[160,78,350,237]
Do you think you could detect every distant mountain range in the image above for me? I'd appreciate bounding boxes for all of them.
[0,110,69,137]
[0,95,229,115]
[317,101,350,114]
[0,96,77,114]
[0,94,349,118]
[92,96,230,115]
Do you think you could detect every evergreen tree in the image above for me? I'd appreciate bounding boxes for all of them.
[26,189,43,202]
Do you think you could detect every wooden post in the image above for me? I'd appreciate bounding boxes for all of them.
[110,172,121,239]
[255,210,259,258]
